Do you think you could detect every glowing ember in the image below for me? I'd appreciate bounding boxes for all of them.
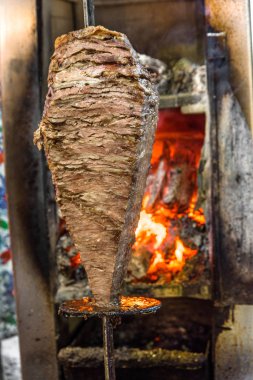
[188,193,206,225]
[70,252,81,267]
[133,109,206,283]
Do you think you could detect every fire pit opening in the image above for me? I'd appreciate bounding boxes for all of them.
[128,109,208,290]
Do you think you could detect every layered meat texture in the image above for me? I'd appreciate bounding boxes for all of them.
[34,26,158,306]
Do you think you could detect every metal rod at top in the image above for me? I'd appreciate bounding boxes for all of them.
[83,0,95,27]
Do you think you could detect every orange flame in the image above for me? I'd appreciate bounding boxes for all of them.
[174,237,197,261]
[188,193,205,225]
[134,210,166,249]
[134,191,204,280]
[133,110,206,282]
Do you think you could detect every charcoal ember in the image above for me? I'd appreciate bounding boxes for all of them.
[34,26,158,306]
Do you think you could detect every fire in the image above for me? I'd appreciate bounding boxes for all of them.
[148,251,165,273]
[174,237,197,262]
[132,109,206,283]
[175,239,184,262]
[188,193,206,225]
[133,172,205,282]
[134,210,166,249]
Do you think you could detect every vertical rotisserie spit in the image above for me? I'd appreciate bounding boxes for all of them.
[34,25,159,306]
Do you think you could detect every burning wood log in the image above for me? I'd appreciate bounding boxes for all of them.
[146,159,168,210]
[34,26,158,307]
[163,167,182,206]
[58,346,206,370]
[163,163,195,211]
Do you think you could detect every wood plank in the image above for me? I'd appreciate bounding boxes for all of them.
[206,28,253,380]
[206,32,253,304]
[58,346,206,369]
[159,94,202,109]
[0,1,59,379]
[214,305,253,380]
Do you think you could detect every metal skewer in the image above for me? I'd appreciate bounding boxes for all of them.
[103,316,116,380]
[83,0,95,28]
[81,5,117,378]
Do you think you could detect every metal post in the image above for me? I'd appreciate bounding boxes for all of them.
[206,31,253,380]
[206,31,227,302]
[83,0,95,27]
[102,317,116,380]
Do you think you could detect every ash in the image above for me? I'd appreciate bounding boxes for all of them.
[138,54,206,97]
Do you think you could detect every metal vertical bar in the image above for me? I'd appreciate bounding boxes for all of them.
[0,1,58,379]
[102,317,116,380]
[83,0,95,27]
[206,31,227,301]
[206,31,253,380]
[195,0,205,61]
[214,305,253,380]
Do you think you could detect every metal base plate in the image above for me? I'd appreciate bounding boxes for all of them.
[59,296,161,318]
